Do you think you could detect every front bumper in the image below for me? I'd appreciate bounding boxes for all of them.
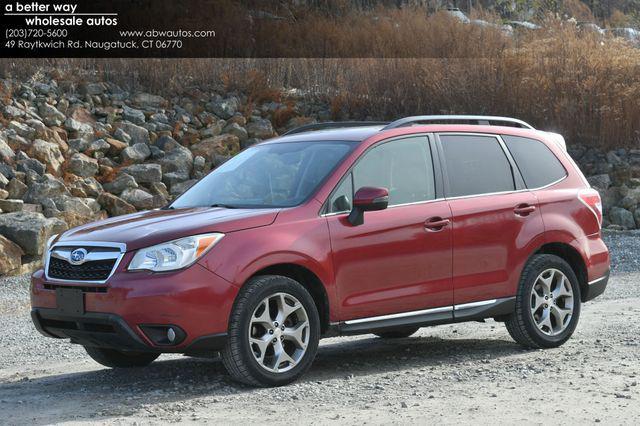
[30,261,239,354]
[31,308,227,355]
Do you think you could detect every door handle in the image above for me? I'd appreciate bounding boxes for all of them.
[514,204,536,216]
[424,217,450,231]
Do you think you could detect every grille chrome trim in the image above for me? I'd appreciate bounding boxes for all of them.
[45,241,127,284]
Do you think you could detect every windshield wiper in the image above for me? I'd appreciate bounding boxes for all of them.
[210,203,239,209]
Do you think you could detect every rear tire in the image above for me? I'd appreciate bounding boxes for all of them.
[374,326,420,339]
[505,254,581,349]
[84,346,159,368]
[222,275,320,387]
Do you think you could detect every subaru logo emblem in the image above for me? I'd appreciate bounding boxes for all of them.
[69,248,88,265]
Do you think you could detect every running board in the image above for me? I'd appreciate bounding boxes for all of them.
[338,297,515,335]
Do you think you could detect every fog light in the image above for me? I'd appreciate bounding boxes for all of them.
[139,324,186,346]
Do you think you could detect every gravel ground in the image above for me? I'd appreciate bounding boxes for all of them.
[0,231,638,424]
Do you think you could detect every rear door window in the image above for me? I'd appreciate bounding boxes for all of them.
[502,135,567,188]
[439,134,515,197]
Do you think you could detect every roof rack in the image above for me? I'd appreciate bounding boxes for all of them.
[381,115,535,130]
[282,121,388,136]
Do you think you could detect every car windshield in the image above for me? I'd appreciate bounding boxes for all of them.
[170,141,354,209]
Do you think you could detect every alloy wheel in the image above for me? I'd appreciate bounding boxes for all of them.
[530,268,574,336]
[248,292,310,373]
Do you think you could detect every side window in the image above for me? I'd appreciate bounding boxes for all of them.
[503,135,567,188]
[439,135,515,197]
[328,173,353,213]
[353,136,435,206]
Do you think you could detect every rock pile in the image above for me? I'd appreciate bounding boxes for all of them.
[0,74,327,275]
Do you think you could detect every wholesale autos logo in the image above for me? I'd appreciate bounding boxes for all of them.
[4,2,118,26]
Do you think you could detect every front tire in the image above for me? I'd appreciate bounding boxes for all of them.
[505,254,581,349]
[222,275,320,387]
[84,346,159,368]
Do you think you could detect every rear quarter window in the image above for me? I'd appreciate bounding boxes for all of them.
[502,135,567,189]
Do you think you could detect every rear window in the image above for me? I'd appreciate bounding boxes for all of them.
[439,134,515,197]
[502,135,567,188]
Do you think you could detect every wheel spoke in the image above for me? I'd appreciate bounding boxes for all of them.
[551,305,572,326]
[531,292,545,312]
[283,321,309,349]
[272,340,295,371]
[276,293,302,324]
[252,301,272,326]
[552,276,572,298]
[537,308,553,333]
[250,335,272,364]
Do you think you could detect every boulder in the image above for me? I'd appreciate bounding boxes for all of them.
[105,137,128,154]
[189,134,240,160]
[207,96,239,119]
[132,92,167,108]
[29,139,65,175]
[0,173,9,188]
[122,105,146,125]
[120,163,162,184]
[587,174,611,190]
[0,211,67,255]
[16,157,46,176]
[120,188,155,210]
[0,137,15,162]
[0,235,24,275]
[7,178,27,199]
[0,199,23,212]
[121,143,151,164]
[87,138,111,154]
[0,189,8,199]
[38,102,66,126]
[68,153,99,177]
[609,207,636,229]
[23,174,70,205]
[9,120,35,139]
[116,122,150,145]
[97,192,136,216]
[246,118,275,139]
[223,122,248,142]
[79,82,105,96]
[192,155,208,179]
[64,117,93,134]
[169,179,198,197]
[68,176,103,198]
[103,173,138,195]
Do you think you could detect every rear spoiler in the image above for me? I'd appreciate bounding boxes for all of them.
[544,132,567,151]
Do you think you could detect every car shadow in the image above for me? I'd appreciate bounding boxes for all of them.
[1,335,529,424]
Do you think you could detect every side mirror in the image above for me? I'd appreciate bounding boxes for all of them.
[348,186,389,226]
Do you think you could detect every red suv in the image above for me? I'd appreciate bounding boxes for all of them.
[31,116,610,386]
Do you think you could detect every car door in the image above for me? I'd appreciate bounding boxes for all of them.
[324,135,453,321]
[436,133,545,307]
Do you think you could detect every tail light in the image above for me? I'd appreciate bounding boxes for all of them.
[579,188,603,228]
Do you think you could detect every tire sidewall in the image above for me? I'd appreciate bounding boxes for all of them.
[232,276,320,386]
[520,256,582,347]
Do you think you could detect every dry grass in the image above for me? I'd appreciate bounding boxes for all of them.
[1,10,640,148]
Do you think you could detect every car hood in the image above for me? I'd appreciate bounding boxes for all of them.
[56,207,280,251]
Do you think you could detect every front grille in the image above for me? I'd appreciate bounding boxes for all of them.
[48,257,116,281]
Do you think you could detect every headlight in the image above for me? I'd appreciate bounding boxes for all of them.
[128,233,224,272]
[42,234,58,264]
